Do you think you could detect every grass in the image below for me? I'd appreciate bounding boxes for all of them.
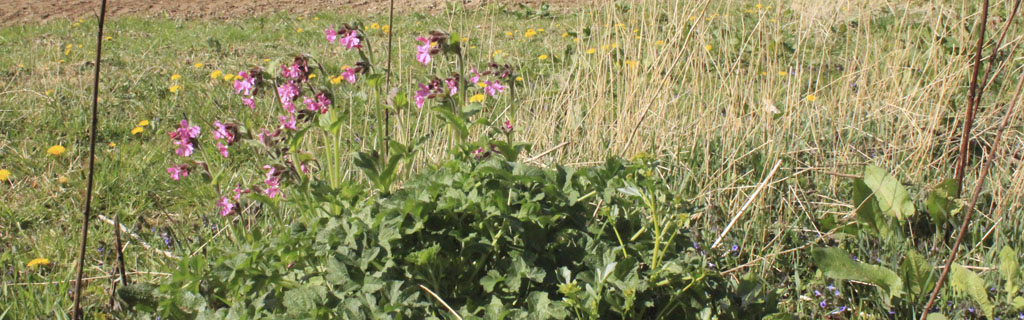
[1,0,1023,318]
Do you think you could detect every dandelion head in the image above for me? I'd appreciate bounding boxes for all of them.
[47,145,66,156]
[0,169,10,181]
[27,258,51,268]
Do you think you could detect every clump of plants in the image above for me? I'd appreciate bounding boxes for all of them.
[116,19,789,319]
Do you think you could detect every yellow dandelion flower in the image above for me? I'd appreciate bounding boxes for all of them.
[573,37,579,43]
[515,76,523,81]
[314,17,319,20]
[194,63,203,68]
[105,36,112,40]
[170,74,181,80]
[562,32,568,37]
[27,258,51,268]
[537,28,545,32]
[478,82,488,88]
[756,3,763,9]
[469,94,486,103]
[66,44,72,49]
[761,71,767,76]
[586,48,596,54]
[17,64,24,68]
[524,29,537,37]
[461,37,469,42]
[297,28,304,33]
[655,40,665,46]
[64,49,70,55]
[58,176,69,184]
[169,85,182,93]
[806,94,817,102]
[108,142,116,147]
[77,44,83,48]
[538,54,548,60]
[612,43,618,49]
[505,31,513,36]
[58,59,66,63]
[705,45,712,51]
[131,127,144,135]
[601,44,610,51]
[47,145,66,156]
[223,74,233,81]
[210,70,223,79]
[778,71,787,76]
[45,89,55,96]
[382,25,390,33]
[0,169,10,181]
[308,73,317,79]
[330,76,342,85]
[370,22,380,29]
[138,120,150,126]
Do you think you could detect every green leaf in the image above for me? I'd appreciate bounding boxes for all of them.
[852,179,887,236]
[1012,296,1024,309]
[811,247,903,303]
[925,314,949,320]
[900,250,934,298]
[862,165,915,220]
[1000,246,1020,296]
[949,263,994,318]
[925,179,959,226]
[480,270,504,293]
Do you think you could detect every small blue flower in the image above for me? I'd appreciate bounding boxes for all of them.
[968,307,975,313]
[814,290,822,296]
[819,300,827,308]
[731,244,739,252]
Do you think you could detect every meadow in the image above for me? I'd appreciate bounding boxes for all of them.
[1,0,1024,318]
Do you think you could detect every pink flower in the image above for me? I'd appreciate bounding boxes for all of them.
[325,26,338,43]
[444,77,458,96]
[263,165,282,198]
[341,67,357,84]
[216,196,236,216]
[169,119,200,157]
[414,84,432,109]
[415,36,433,65]
[242,97,255,109]
[233,71,255,95]
[279,115,297,130]
[277,82,300,113]
[303,94,331,114]
[469,68,481,84]
[167,164,189,180]
[281,64,305,80]
[484,80,505,96]
[472,147,487,159]
[233,184,245,201]
[213,121,234,142]
[502,120,513,134]
[217,142,229,157]
[338,30,362,50]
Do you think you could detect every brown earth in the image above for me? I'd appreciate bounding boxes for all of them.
[0,0,596,26]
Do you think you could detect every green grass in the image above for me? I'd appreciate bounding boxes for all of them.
[1,0,1023,318]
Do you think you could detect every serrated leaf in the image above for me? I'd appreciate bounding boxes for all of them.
[862,165,915,220]
[812,247,903,302]
[950,263,994,318]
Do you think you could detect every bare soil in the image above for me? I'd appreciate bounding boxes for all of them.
[0,0,595,26]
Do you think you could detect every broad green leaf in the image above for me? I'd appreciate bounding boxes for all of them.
[900,250,935,298]
[925,314,949,320]
[1012,296,1024,309]
[1000,246,1020,295]
[812,247,903,302]
[925,179,959,226]
[862,165,915,220]
[950,264,994,318]
[852,179,888,236]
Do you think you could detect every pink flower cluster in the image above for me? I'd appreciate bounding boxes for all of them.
[213,121,238,158]
[326,26,362,50]
[166,119,201,180]
[233,69,261,109]
[263,165,283,198]
[303,92,332,114]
